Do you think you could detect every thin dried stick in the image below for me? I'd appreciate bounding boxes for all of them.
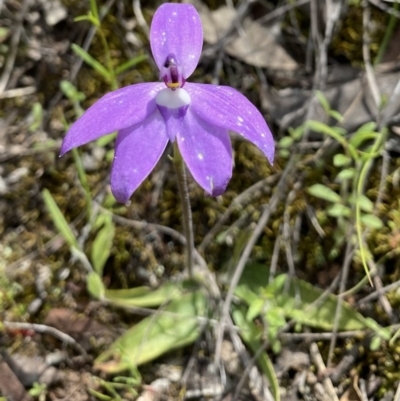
[256,0,311,24]
[199,175,278,252]
[268,226,282,284]
[395,381,400,401]
[372,272,393,319]
[368,0,400,18]
[283,182,302,282]
[229,315,274,401]
[132,0,149,36]
[3,321,87,356]
[173,143,194,278]
[362,0,381,109]
[316,0,344,89]
[215,158,295,364]
[310,343,340,401]
[327,233,354,368]
[0,86,36,99]
[0,0,29,93]
[381,76,400,129]
[358,277,400,305]
[280,330,366,341]
[106,211,208,271]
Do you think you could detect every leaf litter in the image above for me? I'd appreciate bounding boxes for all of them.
[1,0,400,400]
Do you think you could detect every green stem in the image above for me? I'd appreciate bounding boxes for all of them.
[72,148,93,216]
[89,0,117,89]
[98,29,117,90]
[374,0,399,66]
[355,129,387,283]
[173,143,194,278]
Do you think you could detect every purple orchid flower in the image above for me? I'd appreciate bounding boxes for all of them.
[61,3,274,203]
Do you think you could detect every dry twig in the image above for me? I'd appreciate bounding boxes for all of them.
[215,158,295,365]
[3,321,87,356]
[0,0,29,93]
[310,343,339,401]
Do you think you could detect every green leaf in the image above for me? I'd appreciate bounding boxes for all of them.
[349,132,378,149]
[307,184,341,203]
[355,121,377,133]
[264,274,287,295]
[42,189,78,249]
[333,154,352,167]
[89,0,100,21]
[315,90,330,113]
[71,44,111,80]
[232,305,280,401]
[328,110,344,122]
[104,282,182,308]
[74,14,99,26]
[278,136,294,149]
[273,277,373,331]
[0,27,10,42]
[350,194,374,213]
[246,298,266,321]
[29,102,43,132]
[115,55,148,75]
[87,272,105,299]
[336,168,355,182]
[235,283,259,306]
[278,149,290,159]
[307,120,347,137]
[288,125,305,140]
[60,80,86,102]
[266,307,287,329]
[327,204,351,218]
[361,214,384,229]
[91,217,115,276]
[369,335,382,351]
[96,132,116,147]
[236,263,388,334]
[95,290,206,373]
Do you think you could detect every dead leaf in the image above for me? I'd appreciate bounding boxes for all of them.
[191,1,297,70]
[263,64,400,132]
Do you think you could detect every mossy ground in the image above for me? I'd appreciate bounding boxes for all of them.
[1,0,400,399]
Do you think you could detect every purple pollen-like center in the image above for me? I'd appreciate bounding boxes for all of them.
[160,53,185,90]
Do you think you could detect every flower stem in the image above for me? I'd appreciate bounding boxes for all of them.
[173,142,194,278]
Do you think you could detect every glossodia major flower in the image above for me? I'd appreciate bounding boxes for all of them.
[61,3,274,203]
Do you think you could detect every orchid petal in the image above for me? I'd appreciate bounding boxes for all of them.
[185,83,275,163]
[158,105,188,142]
[60,83,164,155]
[111,111,168,203]
[178,110,232,196]
[150,3,203,79]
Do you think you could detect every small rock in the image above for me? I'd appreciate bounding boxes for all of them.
[38,0,67,26]
[0,356,32,401]
[0,176,8,195]
[4,354,62,387]
[6,167,29,184]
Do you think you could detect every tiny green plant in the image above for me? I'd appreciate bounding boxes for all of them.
[28,382,47,401]
[306,92,386,280]
[72,0,146,89]
[28,102,43,132]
